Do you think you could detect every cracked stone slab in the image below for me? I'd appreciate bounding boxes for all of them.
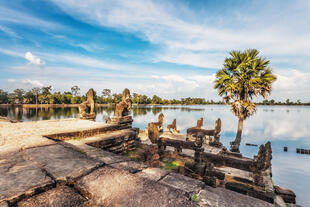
[25,144,102,182]
[159,172,205,194]
[197,186,274,207]
[0,152,54,203]
[110,160,148,173]
[86,149,131,164]
[137,167,169,181]
[0,201,8,207]
[75,166,197,207]
[17,185,87,207]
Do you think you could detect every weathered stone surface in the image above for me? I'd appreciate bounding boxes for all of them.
[159,172,205,194]
[76,166,196,207]
[274,195,286,207]
[110,161,147,173]
[17,185,87,207]
[0,201,8,207]
[86,149,131,164]
[137,167,169,181]
[0,152,54,203]
[198,186,274,207]
[275,186,296,204]
[78,88,95,120]
[25,144,102,182]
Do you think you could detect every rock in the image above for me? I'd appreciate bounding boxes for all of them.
[275,186,296,204]
[0,201,8,207]
[159,172,205,194]
[198,186,274,207]
[25,144,102,182]
[137,167,169,181]
[17,185,87,207]
[0,152,54,204]
[110,161,148,173]
[86,149,131,164]
[75,166,196,206]
[274,195,286,207]
[225,182,249,195]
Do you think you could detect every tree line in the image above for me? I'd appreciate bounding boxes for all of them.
[0,86,308,105]
[0,86,214,105]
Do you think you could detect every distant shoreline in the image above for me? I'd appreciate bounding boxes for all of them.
[0,103,309,108]
[0,103,114,108]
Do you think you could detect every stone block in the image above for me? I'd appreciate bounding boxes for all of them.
[75,166,196,206]
[225,182,249,195]
[275,186,296,204]
[25,144,102,182]
[159,172,205,194]
[137,167,169,181]
[17,185,87,207]
[198,186,274,207]
[0,152,54,203]
[86,150,131,164]
[110,161,148,173]
[0,201,8,207]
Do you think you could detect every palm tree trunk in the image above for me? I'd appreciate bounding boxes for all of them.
[230,117,244,153]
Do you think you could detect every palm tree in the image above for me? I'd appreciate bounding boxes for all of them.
[214,49,277,153]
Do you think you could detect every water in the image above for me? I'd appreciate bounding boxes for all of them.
[1,105,309,206]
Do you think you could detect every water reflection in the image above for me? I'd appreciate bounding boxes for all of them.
[0,105,309,205]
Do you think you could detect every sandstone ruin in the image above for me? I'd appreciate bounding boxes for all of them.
[78,88,96,120]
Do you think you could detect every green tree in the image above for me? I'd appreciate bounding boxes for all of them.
[71,86,80,96]
[102,89,111,98]
[39,86,52,104]
[0,89,8,104]
[214,49,277,153]
[24,90,36,103]
[13,89,25,103]
[31,87,40,105]
[151,95,162,104]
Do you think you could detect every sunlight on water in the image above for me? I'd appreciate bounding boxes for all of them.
[1,105,309,205]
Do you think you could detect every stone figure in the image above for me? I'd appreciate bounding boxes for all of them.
[196,118,203,129]
[152,113,164,132]
[106,117,111,124]
[186,118,222,147]
[114,88,131,117]
[148,122,160,143]
[78,88,95,120]
[167,119,179,134]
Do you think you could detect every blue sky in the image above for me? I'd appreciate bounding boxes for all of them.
[0,0,310,101]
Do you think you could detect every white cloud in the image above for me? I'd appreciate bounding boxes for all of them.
[24,52,45,66]
[0,25,20,38]
[0,48,24,57]
[51,0,310,70]
[6,79,43,89]
[0,6,63,30]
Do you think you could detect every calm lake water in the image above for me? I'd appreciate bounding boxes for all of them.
[1,105,309,206]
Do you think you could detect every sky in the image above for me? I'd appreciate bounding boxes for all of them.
[0,0,310,101]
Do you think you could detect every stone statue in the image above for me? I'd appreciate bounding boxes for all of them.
[167,119,179,134]
[106,117,111,124]
[78,88,95,120]
[152,113,164,132]
[114,88,131,117]
[148,122,160,144]
[196,118,203,129]
[186,118,222,147]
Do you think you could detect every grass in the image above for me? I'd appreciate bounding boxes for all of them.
[192,194,200,202]
[164,160,180,171]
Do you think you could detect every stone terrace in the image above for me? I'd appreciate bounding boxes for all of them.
[0,119,274,206]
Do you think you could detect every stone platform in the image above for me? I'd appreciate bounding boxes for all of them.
[0,119,277,206]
